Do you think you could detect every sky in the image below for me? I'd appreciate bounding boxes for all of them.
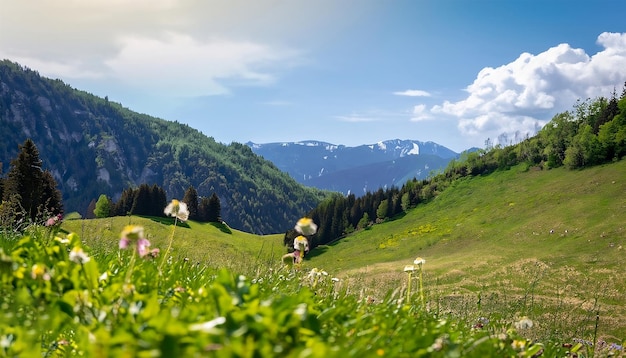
[2,0,626,153]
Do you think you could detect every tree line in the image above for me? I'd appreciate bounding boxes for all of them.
[0,139,223,227]
[89,185,222,223]
[299,84,626,250]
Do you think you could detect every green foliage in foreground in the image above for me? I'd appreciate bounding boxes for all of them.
[1,227,598,358]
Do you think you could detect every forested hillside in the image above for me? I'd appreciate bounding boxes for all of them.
[0,60,328,234]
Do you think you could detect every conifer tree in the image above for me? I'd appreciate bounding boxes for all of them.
[206,193,221,222]
[41,170,63,216]
[148,184,165,217]
[182,186,199,220]
[131,184,151,216]
[114,188,135,216]
[85,199,97,219]
[2,139,62,222]
[198,196,211,222]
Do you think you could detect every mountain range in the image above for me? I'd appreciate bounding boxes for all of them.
[247,140,462,195]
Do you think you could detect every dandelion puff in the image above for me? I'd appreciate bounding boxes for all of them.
[295,217,317,235]
[164,199,189,221]
[69,247,90,264]
[514,317,534,330]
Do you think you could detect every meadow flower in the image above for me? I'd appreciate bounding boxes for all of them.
[292,235,309,264]
[414,257,426,265]
[511,339,526,350]
[119,225,151,257]
[514,316,534,330]
[120,225,145,248]
[164,199,189,221]
[31,264,50,280]
[136,238,151,257]
[69,247,90,264]
[295,217,317,236]
[45,214,62,227]
[404,265,416,272]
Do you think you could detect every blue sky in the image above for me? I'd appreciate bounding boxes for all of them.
[2,0,626,152]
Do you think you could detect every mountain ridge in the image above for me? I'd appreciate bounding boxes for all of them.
[247,139,463,194]
[0,59,327,234]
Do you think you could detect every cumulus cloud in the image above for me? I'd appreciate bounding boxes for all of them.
[431,32,626,144]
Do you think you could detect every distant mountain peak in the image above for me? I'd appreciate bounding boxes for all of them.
[247,138,460,195]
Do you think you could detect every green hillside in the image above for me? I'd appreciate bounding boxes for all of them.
[306,160,626,340]
[61,216,285,270]
[55,159,626,342]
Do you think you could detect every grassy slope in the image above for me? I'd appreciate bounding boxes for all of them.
[61,216,285,271]
[310,161,626,272]
[307,160,626,340]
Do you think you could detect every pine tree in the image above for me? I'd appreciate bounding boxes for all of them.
[198,196,211,222]
[2,139,62,222]
[131,184,151,216]
[207,193,221,222]
[113,188,136,216]
[40,170,63,216]
[85,199,97,219]
[182,186,199,220]
[153,185,167,217]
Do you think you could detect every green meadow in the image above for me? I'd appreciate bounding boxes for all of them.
[309,160,626,342]
[1,160,625,357]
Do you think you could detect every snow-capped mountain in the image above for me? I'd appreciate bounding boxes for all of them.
[247,139,461,195]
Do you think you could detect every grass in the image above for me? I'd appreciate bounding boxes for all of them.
[2,160,625,356]
[307,160,626,341]
[60,215,285,272]
[42,159,626,348]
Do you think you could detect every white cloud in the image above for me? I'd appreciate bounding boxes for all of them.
[410,104,431,122]
[104,32,300,96]
[431,32,626,145]
[393,89,431,97]
[335,114,378,122]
